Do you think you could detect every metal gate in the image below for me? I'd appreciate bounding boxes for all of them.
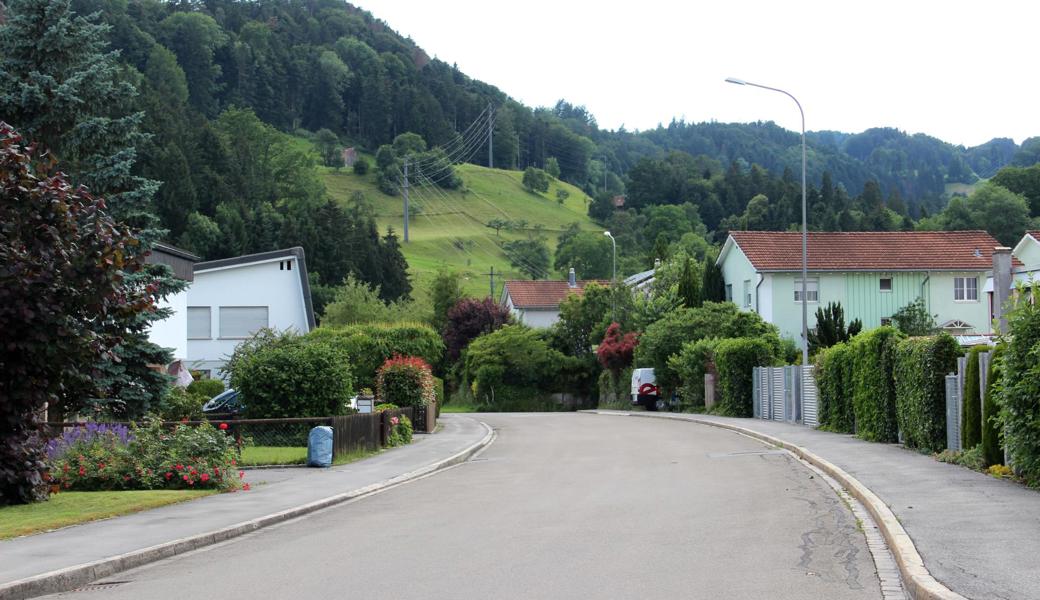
[752,366,817,426]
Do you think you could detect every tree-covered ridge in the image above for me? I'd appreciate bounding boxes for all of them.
[73,0,1031,211]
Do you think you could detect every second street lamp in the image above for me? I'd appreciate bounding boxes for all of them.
[604,231,616,322]
[725,77,810,372]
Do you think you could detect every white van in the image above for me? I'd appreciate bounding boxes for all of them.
[631,368,665,411]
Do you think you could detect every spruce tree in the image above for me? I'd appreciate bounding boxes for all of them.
[677,256,702,309]
[701,254,727,302]
[0,0,178,417]
[379,227,413,302]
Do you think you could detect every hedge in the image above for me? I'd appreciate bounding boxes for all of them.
[668,338,720,409]
[714,338,778,417]
[815,342,855,433]
[307,323,444,389]
[981,344,1004,467]
[233,339,354,418]
[850,327,904,442]
[961,346,987,449]
[462,325,574,411]
[892,333,960,452]
[998,291,1040,484]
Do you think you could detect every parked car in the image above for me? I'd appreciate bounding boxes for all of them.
[631,368,667,411]
[202,388,244,416]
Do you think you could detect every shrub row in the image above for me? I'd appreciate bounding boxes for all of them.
[307,323,443,390]
[892,334,960,452]
[961,346,986,449]
[714,338,779,417]
[981,344,1004,467]
[999,291,1040,485]
[815,342,855,433]
[850,327,903,442]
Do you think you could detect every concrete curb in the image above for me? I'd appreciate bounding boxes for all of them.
[584,411,965,600]
[0,421,495,600]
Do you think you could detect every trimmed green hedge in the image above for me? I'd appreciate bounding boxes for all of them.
[892,333,960,452]
[850,327,904,442]
[714,338,778,417]
[815,342,855,433]
[981,344,1004,467]
[307,323,444,389]
[998,292,1040,484]
[668,338,720,409]
[961,346,986,449]
[234,339,354,418]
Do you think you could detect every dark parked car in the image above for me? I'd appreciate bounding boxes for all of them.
[202,389,244,415]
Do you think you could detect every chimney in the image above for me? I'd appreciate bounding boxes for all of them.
[993,246,1012,334]
[568,267,577,288]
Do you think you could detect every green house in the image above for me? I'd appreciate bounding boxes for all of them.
[717,230,1009,348]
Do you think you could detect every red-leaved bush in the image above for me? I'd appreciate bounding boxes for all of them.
[442,298,511,361]
[376,356,436,408]
[597,323,639,375]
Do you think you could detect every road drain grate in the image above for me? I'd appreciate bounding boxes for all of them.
[707,450,788,459]
[71,581,131,592]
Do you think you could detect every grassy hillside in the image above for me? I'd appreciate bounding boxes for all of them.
[320,160,603,299]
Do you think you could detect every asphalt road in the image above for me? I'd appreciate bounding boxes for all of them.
[45,414,882,600]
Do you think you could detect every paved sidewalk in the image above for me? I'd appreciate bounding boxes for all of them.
[591,411,1039,600]
[0,415,489,591]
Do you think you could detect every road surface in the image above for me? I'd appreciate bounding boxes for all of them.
[44,413,883,600]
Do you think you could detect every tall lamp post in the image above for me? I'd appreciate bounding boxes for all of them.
[725,77,809,370]
[604,231,617,321]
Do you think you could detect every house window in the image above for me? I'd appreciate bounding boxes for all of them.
[725,284,733,302]
[881,317,892,326]
[794,278,819,303]
[954,277,978,301]
[880,277,892,292]
[187,306,211,340]
[743,280,752,308]
[219,306,269,339]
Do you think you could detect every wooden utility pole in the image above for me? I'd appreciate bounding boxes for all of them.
[402,158,409,243]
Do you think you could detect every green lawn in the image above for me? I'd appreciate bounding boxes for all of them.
[239,446,309,466]
[439,403,478,413]
[318,152,603,299]
[0,490,216,540]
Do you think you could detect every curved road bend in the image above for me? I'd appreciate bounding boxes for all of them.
[45,414,883,600]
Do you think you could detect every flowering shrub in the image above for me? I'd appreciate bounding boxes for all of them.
[49,420,240,492]
[376,356,435,408]
[596,323,639,375]
[386,415,413,447]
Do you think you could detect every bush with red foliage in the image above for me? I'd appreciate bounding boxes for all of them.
[596,323,639,375]
[442,297,511,362]
[376,356,436,408]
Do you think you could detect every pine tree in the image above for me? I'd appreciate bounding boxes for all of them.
[0,0,177,417]
[701,254,727,302]
[379,227,412,302]
[0,0,158,222]
[677,257,702,308]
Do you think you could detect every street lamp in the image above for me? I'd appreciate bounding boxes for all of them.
[726,77,809,371]
[604,231,617,322]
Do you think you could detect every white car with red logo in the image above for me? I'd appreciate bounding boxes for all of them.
[631,368,666,411]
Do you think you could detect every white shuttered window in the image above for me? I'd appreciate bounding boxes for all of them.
[219,306,269,338]
[187,307,211,339]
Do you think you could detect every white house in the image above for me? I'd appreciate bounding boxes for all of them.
[500,270,610,328]
[186,247,316,378]
[144,243,200,362]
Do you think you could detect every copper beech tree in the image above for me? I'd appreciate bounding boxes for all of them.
[0,124,155,504]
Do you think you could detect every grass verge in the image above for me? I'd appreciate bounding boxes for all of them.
[0,490,216,540]
[333,447,382,466]
[439,404,477,413]
[239,446,308,466]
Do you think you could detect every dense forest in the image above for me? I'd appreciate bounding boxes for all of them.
[4,0,1040,294]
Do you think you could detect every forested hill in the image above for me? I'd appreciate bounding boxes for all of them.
[75,0,1037,218]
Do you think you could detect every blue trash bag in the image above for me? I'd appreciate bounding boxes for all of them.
[307,426,334,468]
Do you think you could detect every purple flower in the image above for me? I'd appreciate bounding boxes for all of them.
[46,423,133,460]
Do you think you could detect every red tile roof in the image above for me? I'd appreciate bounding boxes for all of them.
[726,230,1017,271]
[503,280,611,308]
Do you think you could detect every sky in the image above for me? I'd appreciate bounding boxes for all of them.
[363,0,1037,148]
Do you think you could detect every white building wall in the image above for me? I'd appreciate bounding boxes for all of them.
[187,257,310,376]
[147,289,189,361]
[517,309,561,328]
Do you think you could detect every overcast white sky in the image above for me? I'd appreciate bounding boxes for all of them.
[364,0,1037,148]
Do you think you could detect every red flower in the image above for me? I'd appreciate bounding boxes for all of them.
[230,459,237,466]
[391,416,400,425]
[165,472,173,479]
[175,464,184,471]
[239,471,245,479]
[97,462,105,470]
[78,466,86,476]
[182,474,189,481]
[201,473,210,482]
[213,467,220,475]
[242,483,251,491]
[124,475,131,481]
[219,423,228,431]
[188,480,194,486]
